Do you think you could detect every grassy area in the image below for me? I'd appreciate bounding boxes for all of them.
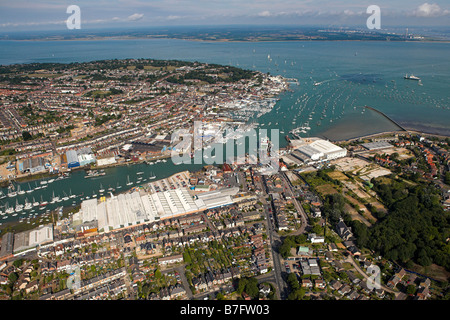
[26,73,61,78]
[327,171,348,181]
[143,65,178,71]
[315,184,339,196]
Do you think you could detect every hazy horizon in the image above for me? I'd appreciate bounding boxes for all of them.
[1,1,449,33]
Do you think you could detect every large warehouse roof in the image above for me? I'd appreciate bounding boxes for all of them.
[73,186,241,232]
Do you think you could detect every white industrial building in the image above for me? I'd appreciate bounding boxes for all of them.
[72,186,240,233]
[292,138,347,164]
[309,139,347,160]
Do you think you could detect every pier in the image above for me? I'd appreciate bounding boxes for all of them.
[363,106,406,132]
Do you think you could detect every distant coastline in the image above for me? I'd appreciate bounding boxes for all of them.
[4,36,448,43]
[1,25,446,42]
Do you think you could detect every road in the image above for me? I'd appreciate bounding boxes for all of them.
[174,265,194,299]
[259,174,288,300]
[280,171,309,234]
[343,255,399,297]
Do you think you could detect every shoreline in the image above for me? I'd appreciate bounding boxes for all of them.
[1,125,448,236]
[2,37,449,44]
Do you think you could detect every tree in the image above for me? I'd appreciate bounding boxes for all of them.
[22,131,33,141]
[183,251,192,264]
[417,249,432,267]
[406,285,416,295]
[287,273,299,290]
[8,272,18,285]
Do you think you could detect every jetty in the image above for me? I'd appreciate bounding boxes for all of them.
[363,106,406,132]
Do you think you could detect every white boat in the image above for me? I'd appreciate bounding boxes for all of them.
[51,191,60,204]
[40,180,47,185]
[69,189,76,199]
[7,187,17,198]
[404,74,420,80]
[15,200,23,213]
[26,183,33,194]
[48,179,55,184]
[137,172,144,175]
[32,197,39,207]
[17,185,25,195]
[62,191,69,201]
[24,198,32,210]
[126,175,133,186]
[99,183,105,193]
[5,203,13,215]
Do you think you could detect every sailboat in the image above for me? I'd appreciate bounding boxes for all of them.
[32,197,39,207]
[7,186,17,198]
[17,185,25,195]
[92,190,97,198]
[50,191,60,204]
[5,203,14,215]
[26,183,33,194]
[24,198,32,210]
[62,191,69,201]
[40,195,48,207]
[69,189,76,199]
[15,199,23,212]
[117,182,122,189]
[149,172,156,179]
[126,175,133,186]
[0,190,5,199]
[99,183,105,193]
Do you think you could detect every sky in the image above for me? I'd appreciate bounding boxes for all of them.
[0,0,449,32]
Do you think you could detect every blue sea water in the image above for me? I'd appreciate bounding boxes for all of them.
[1,39,449,138]
[0,38,449,224]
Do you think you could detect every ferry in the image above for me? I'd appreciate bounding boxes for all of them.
[404,74,420,80]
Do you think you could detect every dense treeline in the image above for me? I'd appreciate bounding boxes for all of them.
[166,66,255,85]
[305,168,450,271]
[351,178,450,271]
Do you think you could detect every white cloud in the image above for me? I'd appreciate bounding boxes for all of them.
[127,13,144,21]
[413,3,450,17]
[258,11,271,17]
